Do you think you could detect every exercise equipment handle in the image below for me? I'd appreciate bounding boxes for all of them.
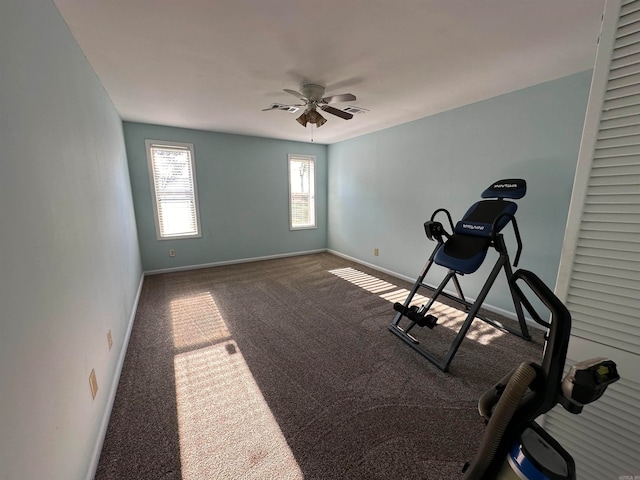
[491,213,522,267]
[425,208,454,243]
[509,269,572,395]
[430,208,454,232]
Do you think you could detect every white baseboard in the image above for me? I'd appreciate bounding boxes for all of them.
[85,273,145,480]
[144,249,328,275]
[327,249,416,283]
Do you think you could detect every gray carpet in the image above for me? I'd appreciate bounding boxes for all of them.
[95,252,544,479]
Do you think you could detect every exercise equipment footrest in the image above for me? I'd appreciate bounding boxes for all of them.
[393,303,437,329]
[393,302,411,315]
[409,313,437,329]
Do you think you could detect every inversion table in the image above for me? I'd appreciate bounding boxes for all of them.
[388,179,531,372]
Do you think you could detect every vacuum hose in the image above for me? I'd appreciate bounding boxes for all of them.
[462,362,538,480]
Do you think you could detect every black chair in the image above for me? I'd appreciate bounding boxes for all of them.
[389,179,531,372]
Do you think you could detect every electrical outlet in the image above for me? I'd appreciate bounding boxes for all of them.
[107,330,113,350]
[169,249,176,257]
[374,248,379,256]
[89,369,98,400]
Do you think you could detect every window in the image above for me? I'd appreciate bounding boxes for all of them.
[288,154,316,229]
[145,139,201,239]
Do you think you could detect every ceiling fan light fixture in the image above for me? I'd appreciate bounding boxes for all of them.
[296,112,308,127]
[306,108,327,127]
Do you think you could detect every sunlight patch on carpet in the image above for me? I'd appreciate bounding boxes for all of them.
[330,268,506,345]
[380,288,431,306]
[170,292,231,349]
[170,293,303,479]
[174,341,303,480]
[329,267,398,293]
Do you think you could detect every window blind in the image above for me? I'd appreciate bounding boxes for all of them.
[289,155,316,229]
[147,141,201,239]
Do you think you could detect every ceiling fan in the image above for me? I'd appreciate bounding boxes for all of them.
[263,84,356,127]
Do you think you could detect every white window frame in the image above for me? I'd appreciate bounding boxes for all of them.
[288,154,317,230]
[145,139,202,240]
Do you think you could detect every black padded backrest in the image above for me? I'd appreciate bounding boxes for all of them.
[454,200,517,237]
[481,179,526,200]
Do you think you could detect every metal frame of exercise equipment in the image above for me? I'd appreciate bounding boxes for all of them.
[388,181,532,372]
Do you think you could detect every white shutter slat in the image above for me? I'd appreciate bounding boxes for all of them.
[585,191,640,204]
[573,270,640,292]
[584,200,640,213]
[580,220,640,233]
[577,237,640,255]
[597,122,640,138]
[568,330,638,354]
[577,244,640,263]
[610,50,640,70]
[568,311,640,340]
[586,171,640,185]
[608,56,640,80]
[578,224,640,242]
[603,91,640,110]
[594,132,640,148]
[574,248,640,268]
[600,101,640,119]
[592,160,640,171]
[589,155,640,168]
[581,211,639,224]
[585,188,640,199]
[567,291,640,320]
[599,116,640,133]
[594,143,640,157]
[605,74,640,96]
[592,158,640,169]
[621,0,640,15]
[582,201,640,214]
[572,258,640,281]
[582,181,640,195]
[591,155,640,167]
[614,28,640,48]
[612,39,640,59]
[619,7,640,26]
[617,18,640,37]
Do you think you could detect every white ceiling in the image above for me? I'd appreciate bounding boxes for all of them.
[53,0,606,145]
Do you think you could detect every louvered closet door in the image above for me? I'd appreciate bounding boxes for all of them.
[545,1,640,479]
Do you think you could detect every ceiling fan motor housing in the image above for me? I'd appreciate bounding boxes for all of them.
[301,84,325,102]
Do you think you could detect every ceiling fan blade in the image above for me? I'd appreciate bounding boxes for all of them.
[320,105,354,120]
[284,89,308,101]
[262,103,305,111]
[322,93,356,104]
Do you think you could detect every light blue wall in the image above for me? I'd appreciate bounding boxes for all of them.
[0,1,142,479]
[328,71,593,314]
[124,122,328,271]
